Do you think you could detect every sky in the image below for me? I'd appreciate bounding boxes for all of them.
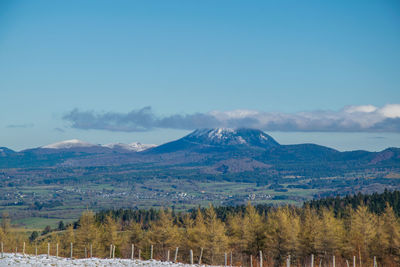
[0,0,399,151]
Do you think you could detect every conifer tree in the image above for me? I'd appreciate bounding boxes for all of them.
[29,231,39,243]
[242,202,266,255]
[266,207,300,266]
[315,209,345,260]
[369,215,389,262]
[298,206,319,258]
[349,205,377,264]
[61,224,75,257]
[76,210,99,258]
[126,220,144,246]
[382,205,400,263]
[147,208,180,259]
[225,212,245,255]
[1,212,10,235]
[185,208,207,253]
[0,228,5,246]
[100,214,119,257]
[0,212,11,247]
[204,204,228,264]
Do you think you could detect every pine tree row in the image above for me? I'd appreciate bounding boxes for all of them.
[1,203,399,266]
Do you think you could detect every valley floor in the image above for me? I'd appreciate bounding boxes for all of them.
[0,253,211,267]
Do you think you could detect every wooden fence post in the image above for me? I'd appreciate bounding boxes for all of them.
[174,247,179,263]
[90,243,92,258]
[109,244,112,258]
[230,251,233,267]
[131,244,134,260]
[333,255,336,267]
[150,244,153,260]
[311,254,314,267]
[35,246,37,256]
[138,249,141,260]
[346,259,350,267]
[224,252,227,267]
[259,250,263,267]
[70,243,73,259]
[85,247,87,258]
[198,247,203,264]
[112,245,115,259]
[250,255,253,267]
[353,256,356,267]
[190,249,193,264]
[23,242,25,256]
[167,250,170,262]
[56,243,58,257]
[47,243,50,258]
[286,255,291,267]
[15,247,17,256]
[1,242,3,258]
[373,256,377,267]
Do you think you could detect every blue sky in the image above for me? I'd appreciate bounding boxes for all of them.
[0,0,399,151]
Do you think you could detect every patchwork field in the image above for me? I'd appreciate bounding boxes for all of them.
[1,168,399,229]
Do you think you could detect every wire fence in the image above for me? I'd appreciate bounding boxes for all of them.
[0,242,383,267]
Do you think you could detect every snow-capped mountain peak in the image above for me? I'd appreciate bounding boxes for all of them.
[42,139,96,149]
[102,142,156,152]
[42,139,156,152]
[186,128,279,147]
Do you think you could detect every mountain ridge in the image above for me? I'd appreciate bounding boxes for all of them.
[146,128,280,154]
[21,139,157,153]
[0,128,399,173]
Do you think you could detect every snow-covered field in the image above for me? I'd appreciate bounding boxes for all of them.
[0,253,211,267]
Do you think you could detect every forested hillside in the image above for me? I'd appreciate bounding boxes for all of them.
[1,191,400,266]
[95,190,400,224]
[306,189,400,217]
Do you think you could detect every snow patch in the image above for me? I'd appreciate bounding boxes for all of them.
[103,142,157,152]
[237,136,246,144]
[259,134,269,141]
[207,128,236,140]
[42,139,95,149]
[42,140,156,151]
[187,128,251,145]
[0,253,212,267]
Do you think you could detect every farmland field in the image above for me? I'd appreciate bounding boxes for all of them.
[1,164,399,229]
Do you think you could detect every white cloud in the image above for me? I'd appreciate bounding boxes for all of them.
[210,110,260,119]
[63,104,400,133]
[379,104,400,118]
[344,105,377,113]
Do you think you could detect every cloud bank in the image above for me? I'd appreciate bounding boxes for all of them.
[63,104,400,133]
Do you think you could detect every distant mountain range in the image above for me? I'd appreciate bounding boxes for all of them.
[0,128,399,175]
[40,139,156,152]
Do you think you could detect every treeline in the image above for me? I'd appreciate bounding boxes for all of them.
[306,189,400,217]
[96,190,400,225]
[94,204,274,227]
[1,203,400,266]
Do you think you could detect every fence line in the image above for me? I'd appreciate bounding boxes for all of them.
[0,242,383,267]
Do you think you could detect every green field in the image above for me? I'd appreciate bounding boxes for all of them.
[0,178,325,229]
[2,164,399,231]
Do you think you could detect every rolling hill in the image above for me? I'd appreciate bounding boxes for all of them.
[0,128,399,174]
